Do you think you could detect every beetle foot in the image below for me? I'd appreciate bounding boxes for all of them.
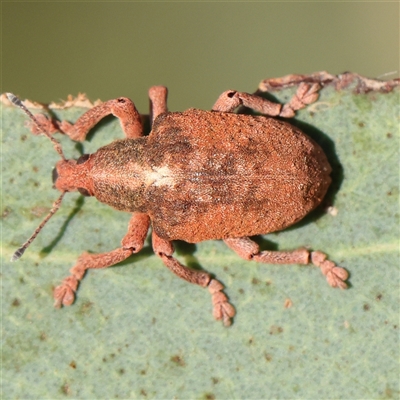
[53,275,79,308]
[280,83,321,118]
[53,259,88,308]
[208,279,235,326]
[28,113,60,136]
[58,120,87,141]
[311,251,348,289]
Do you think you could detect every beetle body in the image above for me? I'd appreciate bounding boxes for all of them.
[55,109,331,243]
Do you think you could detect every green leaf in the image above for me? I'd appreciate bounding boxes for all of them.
[2,74,399,399]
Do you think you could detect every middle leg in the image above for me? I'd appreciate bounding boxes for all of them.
[152,231,235,326]
[148,86,168,123]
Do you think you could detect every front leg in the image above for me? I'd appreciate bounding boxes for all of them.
[59,97,144,140]
[212,82,320,118]
[152,231,235,326]
[30,97,144,141]
[53,212,150,307]
[32,87,170,141]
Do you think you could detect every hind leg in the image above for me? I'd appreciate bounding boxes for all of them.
[212,82,320,118]
[224,237,348,289]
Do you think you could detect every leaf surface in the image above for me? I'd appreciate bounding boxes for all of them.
[2,74,399,399]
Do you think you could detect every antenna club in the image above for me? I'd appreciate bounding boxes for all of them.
[11,247,25,262]
[7,93,66,160]
[6,92,22,106]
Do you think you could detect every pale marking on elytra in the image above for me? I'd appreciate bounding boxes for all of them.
[144,165,176,187]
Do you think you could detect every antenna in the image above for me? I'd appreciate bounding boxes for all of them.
[11,192,66,261]
[6,93,66,160]
[8,93,67,261]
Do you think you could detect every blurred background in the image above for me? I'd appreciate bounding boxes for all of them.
[2,2,399,113]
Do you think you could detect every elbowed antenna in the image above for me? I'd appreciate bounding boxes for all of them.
[8,94,67,261]
[6,93,66,160]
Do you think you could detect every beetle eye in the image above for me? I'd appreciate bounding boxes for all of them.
[77,154,90,164]
[78,187,91,197]
[52,167,58,184]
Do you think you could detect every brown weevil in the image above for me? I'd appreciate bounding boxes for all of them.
[8,83,348,326]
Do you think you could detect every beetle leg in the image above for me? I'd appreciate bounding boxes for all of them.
[212,90,281,115]
[310,251,349,289]
[30,97,144,141]
[224,237,348,289]
[212,83,320,118]
[26,113,61,136]
[53,212,150,308]
[148,86,168,123]
[280,83,321,117]
[152,231,235,326]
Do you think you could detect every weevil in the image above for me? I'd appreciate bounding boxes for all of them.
[8,83,348,326]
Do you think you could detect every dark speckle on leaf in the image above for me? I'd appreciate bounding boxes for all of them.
[61,383,70,396]
[170,355,185,366]
[1,207,11,218]
[12,298,20,307]
[264,352,273,362]
[269,325,284,335]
